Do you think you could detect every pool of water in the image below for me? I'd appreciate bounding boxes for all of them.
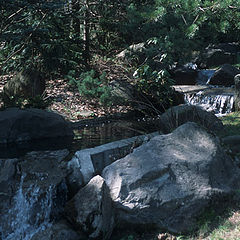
[0,118,161,159]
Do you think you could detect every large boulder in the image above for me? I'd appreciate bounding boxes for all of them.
[0,108,73,144]
[65,175,114,240]
[158,104,223,134]
[102,122,240,234]
[66,132,158,196]
[170,64,198,85]
[0,150,69,239]
[2,69,46,106]
[208,64,240,86]
[195,43,240,68]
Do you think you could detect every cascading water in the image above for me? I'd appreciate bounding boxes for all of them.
[196,69,215,85]
[185,90,234,116]
[176,68,235,116]
[1,174,53,240]
[0,150,69,240]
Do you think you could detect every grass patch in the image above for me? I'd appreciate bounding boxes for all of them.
[218,112,240,137]
[177,204,240,240]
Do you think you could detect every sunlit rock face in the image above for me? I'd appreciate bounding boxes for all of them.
[0,150,69,240]
[102,122,240,234]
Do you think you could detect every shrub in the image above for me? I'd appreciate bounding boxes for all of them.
[68,69,112,106]
[134,64,175,110]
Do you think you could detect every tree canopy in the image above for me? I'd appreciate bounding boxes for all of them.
[0,0,239,108]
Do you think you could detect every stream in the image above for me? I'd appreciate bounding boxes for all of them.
[175,68,235,116]
[0,68,236,240]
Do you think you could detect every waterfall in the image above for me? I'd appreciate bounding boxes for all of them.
[1,174,53,240]
[185,91,234,116]
[196,69,215,85]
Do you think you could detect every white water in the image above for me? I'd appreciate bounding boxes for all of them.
[185,91,234,116]
[182,68,235,116]
[2,174,53,240]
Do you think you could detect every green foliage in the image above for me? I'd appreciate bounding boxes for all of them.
[134,64,175,108]
[116,0,240,65]
[1,0,240,110]
[69,70,112,106]
[1,0,239,73]
[120,235,134,240]
[25,95,50,109]
[0,0,84,75]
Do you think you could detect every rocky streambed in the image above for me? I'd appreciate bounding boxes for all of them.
[1,105,240,239]
[173,85,235,116]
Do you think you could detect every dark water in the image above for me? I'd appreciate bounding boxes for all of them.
[0,118,161,159]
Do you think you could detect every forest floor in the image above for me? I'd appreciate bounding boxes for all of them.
[0,74,132,122]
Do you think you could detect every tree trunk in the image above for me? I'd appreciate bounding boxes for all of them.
[83,0,90,66]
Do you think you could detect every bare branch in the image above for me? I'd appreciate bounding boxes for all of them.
[181,15,187,25]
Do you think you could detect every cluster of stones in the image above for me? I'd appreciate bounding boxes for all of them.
[1,106,240,239]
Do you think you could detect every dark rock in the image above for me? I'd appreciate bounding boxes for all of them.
[170,65,198,85]
[2,69,45,103]
[159,104,223,134]
[215,42,240,53]
[102,122,240,234]
[234,74,240,111]
[65,175,114,240]
[0,108,73,144]
[195,43,240,68]
[208,64,240,86]
[0,157,19,229]
[31,219,85,240]
[171,89,185,106]
[222,135,240,155]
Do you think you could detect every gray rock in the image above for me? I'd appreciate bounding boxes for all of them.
[109,79,136,105]
[2,69,45,101]
[102,122,240,234]
[159,104,223,134]
[0,149,69,239]
[67,132,159,195]
[65,175,114,240]
[116,43,145,60]
[31,220,85,240]
[208,64,240,87]
[234,74,240,111]
[0,108,73,144]
[0,158,19,229]
[67,151,94,194]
